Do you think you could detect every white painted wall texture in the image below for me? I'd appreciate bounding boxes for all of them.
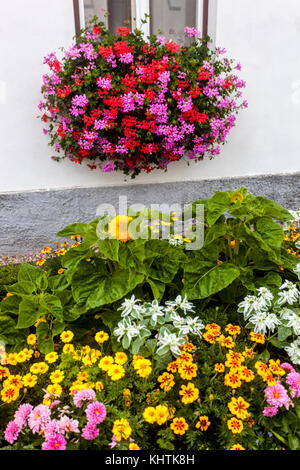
[0,0,299,193]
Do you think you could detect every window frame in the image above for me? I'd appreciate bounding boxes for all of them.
[74,0,210,37]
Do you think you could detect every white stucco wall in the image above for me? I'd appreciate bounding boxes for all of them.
[0,0,299,193]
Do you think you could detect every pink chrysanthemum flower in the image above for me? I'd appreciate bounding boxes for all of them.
[28,404,51,434]
[281,363,296,373]
[14,403,33,428]
[81,422,99,440]
[44,419,60,441]
[72,389,96,408]
[58,416,80,435]
[42,433,67,450]
[4,421,20,444]
[85,402,106,425]
[264,382,291,410]
[263,406,278,417]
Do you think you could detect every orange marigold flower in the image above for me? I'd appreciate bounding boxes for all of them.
[225,324,241,336]
[178,362,198,381]
[196,416,211,431]
[250,332,265,344]
[228,396,250,420]
[224,371,242,389]
[214,363,225,373]
[227,417,244,434]
[170,417,189,435]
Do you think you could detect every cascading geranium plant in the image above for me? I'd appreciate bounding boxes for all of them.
[39,17,247,178]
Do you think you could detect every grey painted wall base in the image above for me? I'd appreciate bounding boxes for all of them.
[1,172,299,256]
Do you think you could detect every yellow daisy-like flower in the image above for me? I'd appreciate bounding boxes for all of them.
[77,371,89,382]
[107,364,125,381]
[0,366,10,380]
[41,246,52,254]
[3,375,23,390]
[239,366,255,383]
[228,396,250,420]
[6,353,18,366]
[179,382,199,404]
[243,347,256,359]
[227,417,244,434]
[250,332,265,344]
[95,331,109,344]
[224,371,242,389]
[205,323,222,336]
[45,352,58,364]
[129,443,140,450]
[63,343,75,354]
[196,416,211,431]
[155,405,169,426]
[108,215,133,242]
[225,324,241,336]
[60,330,74,343]
[134,358,152,378]
[170,417,188,435]
[22,373,38,388]
[95,381,104,392]
[230,192,245,204]
[47,383,62,396]
[114,352,128,365]
[16,351,28,363]
[178,362,198,381]
[268,359,286,377]
[99,356,114,371]
[37,362,49,374]
[112,418,132,441]
[50,369,65,384]
[27,334,37,346]
[143,406,157,424]
[203,332,217,344]
[36,258,46,267]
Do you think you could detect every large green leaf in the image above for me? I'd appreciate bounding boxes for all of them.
[4,281,35,296]
[245,196,293,221]
[255,218,284,249]
[183,263,240,300]
[17,263,44,284]
[87,269,144,309]
[39,294,63,321]
[16,298,40,329]
[56,222,93,237]
[36,322,54,354]
[98,239,120,261]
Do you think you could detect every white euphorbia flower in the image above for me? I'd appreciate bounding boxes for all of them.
[118,295,141,317]
[157,331,185,357]
[113,319,140,342]
[277,282,299,305]
[165,295,194,315]
[256,287,274,306]
[183,316,205,336]
[148,300,165,325]
[284,339,300,366]
[238,295,267,318]
[280,309,300,336]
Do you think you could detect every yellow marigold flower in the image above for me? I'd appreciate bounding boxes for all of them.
[167,361,178,373]
[226,350,244,364]
[63,343,75,354]
[50,369,65,384]
[60,330,74,343]
[37,362,49,374]
[57,268,64,274]
[95,381,104,392]
[214,363,225,373]
[250,332,265,344]
[224,371,242,389]
[268,359,286,377]
[23,348,34,360]
[230,192,245,203]
[123,388,131,397]
[264,372,277,386]
[134,358,152,378]
[170,417,189,435]
[47,383,62,396]
[239,367,255,382]
[230,444,245,450]
[196,416,211,431]
[178,362,198,381]
[27,334,37,346]
[3,375,23,390]
[43,398,52,406]
[41,247,52,254]
[45,352,58,364]
[98,356,114,371]
[22,373,38,388]
[177,352,193,364]
[95,331,109,344]
[114,352,128,365]
[0,366,10,380]
[254,361,269,377]
[158,372,175,391]
[36,258,46,266]
[228,396,250,420]
[107,364,125,381]
[34,318,47,328]
[243,347,256,359]
[227,417,244,434]
[112,418,132,441]
[155,405,169,425]
[132,355,144,367]
[179,382,199,404]
[108,215,133,242]
[143,406,157,424]
[129,443,140,450]
[181,342,195,353]
[205,323,221,336]
[203,332,217,344]
[1,386,19,403]
[225,324,241,336]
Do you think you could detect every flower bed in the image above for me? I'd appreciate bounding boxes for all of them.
[39,18,246,178]
[0,189,299,450]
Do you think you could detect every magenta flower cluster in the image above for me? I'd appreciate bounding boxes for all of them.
[263,363,300,418]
